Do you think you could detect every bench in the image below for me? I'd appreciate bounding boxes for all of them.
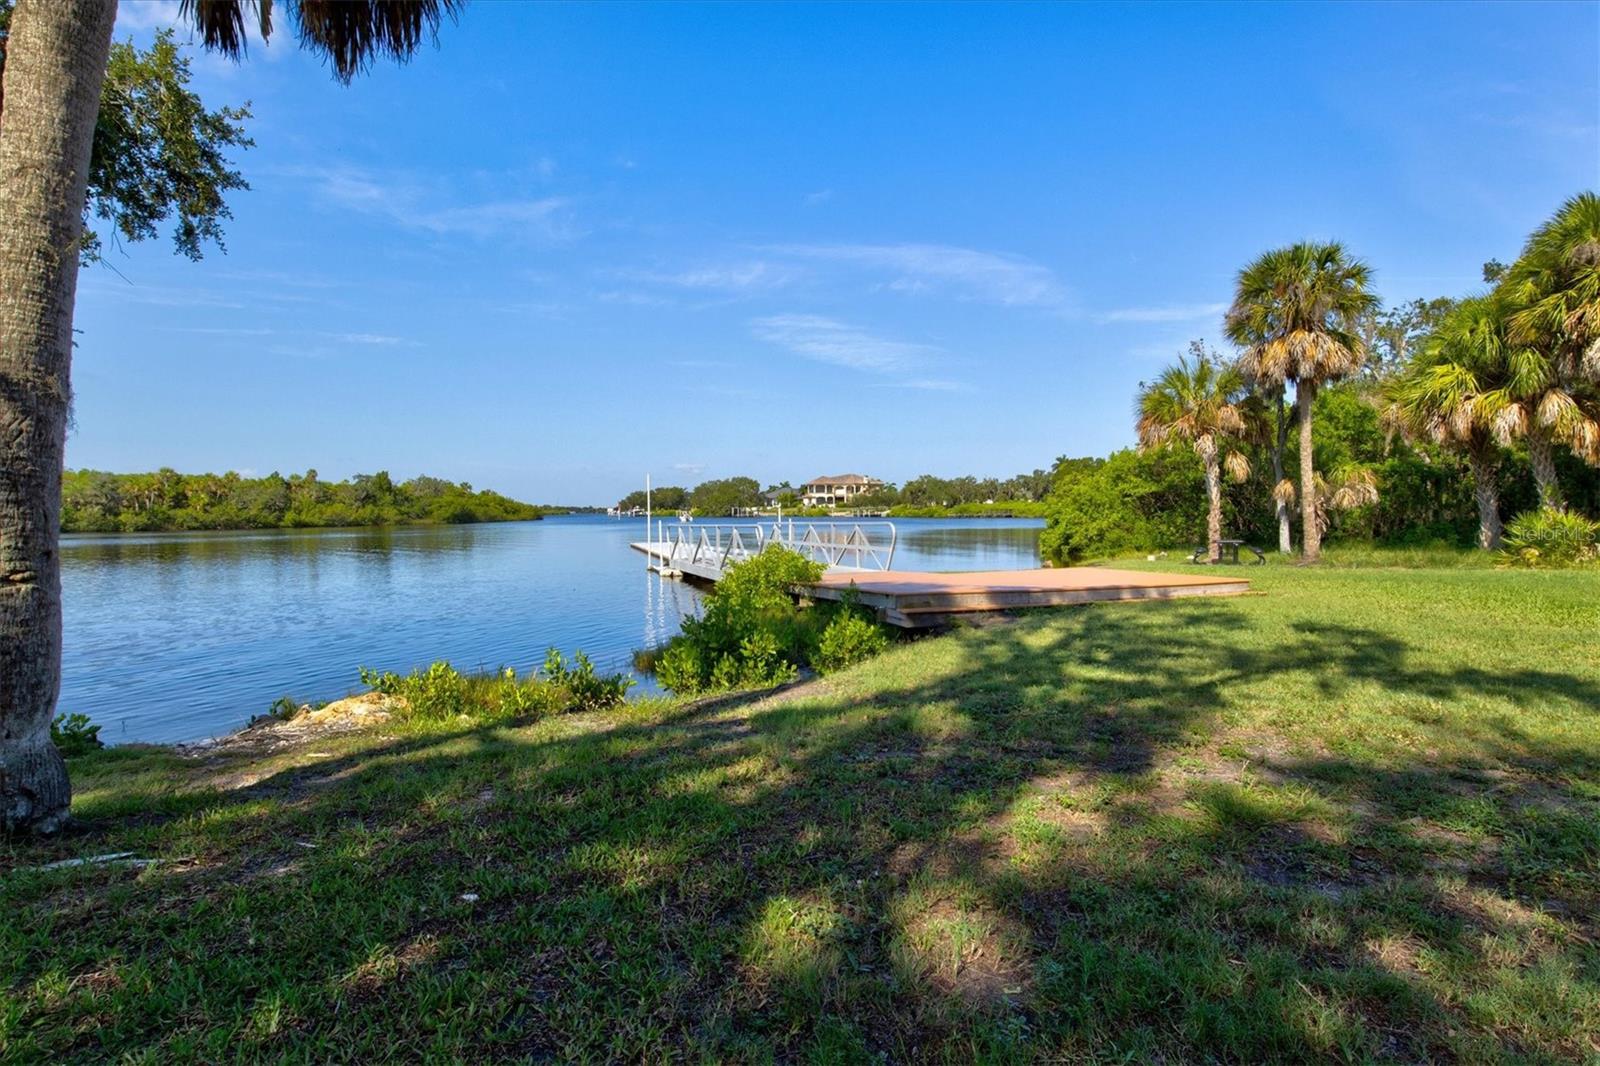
[1189,539,1265,565]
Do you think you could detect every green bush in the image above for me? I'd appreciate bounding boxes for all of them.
[1501,508,1600,567]
[647,548,897,694]
[814,610,890,674]
[541,648,633,711]
[1041,449,1208,564]
[359,654,628,720]
[51,713,103,757]
[650,546,825,695]
[654,639,708,695]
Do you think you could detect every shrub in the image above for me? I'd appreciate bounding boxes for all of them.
[360,654,629,720]
[1501,508,1600,567]
[51,713,103,757]
[650,546,825,695]
[362,661,474,719]
[654,638,708,695]
[646,548,896,694]
[495,667,564,717]
[541,648,633,711]
[1041,449,1208,564]
[814,610,890,674]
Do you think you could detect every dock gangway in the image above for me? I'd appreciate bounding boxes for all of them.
[631,520,896,581]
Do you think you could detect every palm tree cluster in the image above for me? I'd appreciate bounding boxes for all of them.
[1386,194,1600,541]
[1140,193,1599,561]
[1142,242,1384,563]
[1223,242,1379,561]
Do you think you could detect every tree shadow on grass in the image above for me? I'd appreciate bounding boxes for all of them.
[4,599,1598,1061]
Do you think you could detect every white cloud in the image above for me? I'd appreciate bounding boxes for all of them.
[283,165,574,241]
[766,242,1066,307]
[868,378,967,392]
[114,1,181,32]
[80,281,246,309]
[413,198,571,239]
[670,358,734,369]
[594,290,676,307]
[803,189,834,206]
[164,326,413,346]
[1095,301,1229,324]
[750,314,934,373]
[628,261,798,293]
[169,326,277,336]
[213,269,342,290]
[318,332,412,346]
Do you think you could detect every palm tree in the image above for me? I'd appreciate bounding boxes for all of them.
[1505,192,1600,387]
[1253,379,1294,554]
[1136,352,1253,563]
[1225,242,1378,562]
[1384,296,1511,549]
[1477,337,1598,512]
[1494,192,1600,507]
[0,0,460,835]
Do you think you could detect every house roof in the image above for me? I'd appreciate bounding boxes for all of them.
[804,473,880,485]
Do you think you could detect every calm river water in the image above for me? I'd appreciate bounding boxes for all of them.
[61,515,1044,744]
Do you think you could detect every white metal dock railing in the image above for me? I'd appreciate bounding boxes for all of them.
[642,520,896,576]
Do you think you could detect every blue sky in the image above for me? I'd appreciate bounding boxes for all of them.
[73,1,1598,504]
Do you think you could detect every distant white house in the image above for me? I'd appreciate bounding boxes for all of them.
[800,474,886,508]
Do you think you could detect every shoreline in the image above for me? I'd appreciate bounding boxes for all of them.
[60,513,558,538]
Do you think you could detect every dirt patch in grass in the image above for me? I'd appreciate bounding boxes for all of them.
[894,895,1032,1009]
[179,693,399,761]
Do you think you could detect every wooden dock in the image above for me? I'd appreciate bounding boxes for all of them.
[805,566,1250,627]
[630,522,1247,627]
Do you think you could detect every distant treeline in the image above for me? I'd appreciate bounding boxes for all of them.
[61,469,551,533]
[616,470,1055,516]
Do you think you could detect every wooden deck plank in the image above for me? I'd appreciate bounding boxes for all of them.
[810,566,1246,596]
[807,566,1249,626]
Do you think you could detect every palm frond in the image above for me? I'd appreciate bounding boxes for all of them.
[1225,241,1377,389]
[293,0,464,82]
[181,0,461,82]
[1504,192,1600,376]
[1134,353,1253,455]
[1536,388,1579,431]
[1491,400,1529,445]
[1327,466,1379,511]
[179,0,273,58]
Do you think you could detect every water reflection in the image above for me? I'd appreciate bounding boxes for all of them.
[61,516,1042,744]
[894,524,1042,570]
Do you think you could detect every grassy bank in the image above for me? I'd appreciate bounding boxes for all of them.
[3,561,1597,1061]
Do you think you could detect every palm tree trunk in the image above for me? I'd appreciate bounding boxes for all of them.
[1526,430,1565,513]
[1201,443,1222,564]
[0,0,118,835]
[1466,442,1503,550]
[1297,378,1320,561]
[1271,389,1291,554]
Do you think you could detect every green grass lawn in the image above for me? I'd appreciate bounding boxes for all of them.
[3,561,1598,1062]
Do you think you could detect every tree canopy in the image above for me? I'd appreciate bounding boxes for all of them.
[61,468,549,532]
[0,7,253,263]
